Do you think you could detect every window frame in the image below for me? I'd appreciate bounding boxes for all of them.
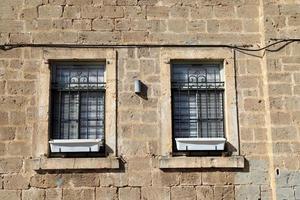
[159,48,240,160]
[50,62,106,141]
[32,49,118,170]
[171,61,227,152]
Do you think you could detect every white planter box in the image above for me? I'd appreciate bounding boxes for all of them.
[49,139,103,153]
[175,138,226,151]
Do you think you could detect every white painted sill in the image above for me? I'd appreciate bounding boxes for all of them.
[32,157,120,170]
[159,156,245,169]
[175,137,226,151]
[49,139,104,153]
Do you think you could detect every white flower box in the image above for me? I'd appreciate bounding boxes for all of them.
[49,139,103,153]
[175,138,226,151]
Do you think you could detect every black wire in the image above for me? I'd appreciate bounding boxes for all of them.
[0,39,299,52]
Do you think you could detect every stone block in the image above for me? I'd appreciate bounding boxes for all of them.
[0,111,9,125]
[63,6,80,18]
[171,186,196,200]
[180,172,201,185]
[0,127,16,140]
[152,170,180,187]
[270,112,291,125]
[190,6,213,19]
[202,172,234,186]
[276,187,294,200]
[0,158,23,173]
[219,19,243,32]
[92,19,114,31]
[101,6,124,18]
[96,187,117,200]
[147,6,169,18]
[128,171,152,186]
[237,77,258,88]
[196,186,213,200]
[66,0,92,5]
[244,98,265,111]
[10,111,26,125]
[0,20,24,33]
[214,5,235,18]
[243,19,259,32]
[70,173,100,187]
[240,142,267,156]
[73,19,91,30]
[187,20,206,32]
[39,5,62,18]
[207,20,219,33]
[168,19,186,33]
[3,174,30,190]
[100,173,128,187]
[21,7,38,19]
[214,186,234,200]
[279,5,300,15]
[119,187,140,200]
[237,5,259,18]
[30,174,60,188]
[122,31,148,43]
[22,188,45,200]
[9,33,31,43]
[78,31,121,44]
[81,6,101,19]
[45,189,63,200]
[117,0,137,6]
[0,190,21,200]
[124,6,146,19]
[141,187,170,200]
[62,189,95,200]
[235,185,260,200]
[170,6,189,18]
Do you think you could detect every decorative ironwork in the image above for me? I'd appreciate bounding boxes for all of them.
[50,63,105,143]
[171,63,225,148]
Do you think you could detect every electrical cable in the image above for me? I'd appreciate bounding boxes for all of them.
[0,38,299,52]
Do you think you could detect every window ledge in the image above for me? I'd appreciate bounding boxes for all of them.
[32,157,120,170]
[159,156,245,169]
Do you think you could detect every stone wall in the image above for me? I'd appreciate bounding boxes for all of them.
[0,0,299,199]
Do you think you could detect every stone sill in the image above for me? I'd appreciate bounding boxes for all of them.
[159,156,245,169]
[32,157,120,170]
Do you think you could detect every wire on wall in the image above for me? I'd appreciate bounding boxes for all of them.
[0,38,299,52]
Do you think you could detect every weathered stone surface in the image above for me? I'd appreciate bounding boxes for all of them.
[62,189,95,200]
[196,186,213,200]
[3,174,30,189]
[0,190,21,200]
[170,186,196,200]
[119,187,140,200]
[22,188,45,200]
[96,187,117,200]
[141,187,170,200]
[0,1,299,200]
[235,185,260,200]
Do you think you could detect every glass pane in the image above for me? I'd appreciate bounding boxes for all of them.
[80,92,105,139]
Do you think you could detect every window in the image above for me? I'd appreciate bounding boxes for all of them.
[171,63,226,151]
[49,62,106,154]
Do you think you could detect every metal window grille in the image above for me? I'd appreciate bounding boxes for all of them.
[51,63,105,140]
[171,63,225,139]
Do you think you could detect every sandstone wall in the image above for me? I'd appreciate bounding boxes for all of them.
[0,0,299,199]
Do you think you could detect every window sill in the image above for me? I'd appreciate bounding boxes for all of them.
[32,157,120,170]
[159,155,245,169]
